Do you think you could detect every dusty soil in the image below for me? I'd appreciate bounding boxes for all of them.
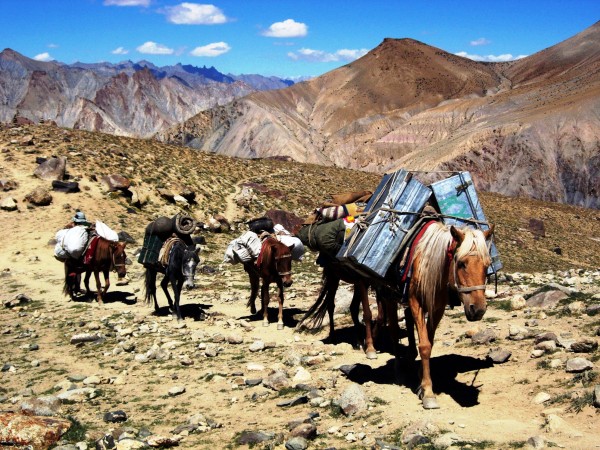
[0,124,599,449]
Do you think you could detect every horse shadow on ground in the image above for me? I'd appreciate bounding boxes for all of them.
[152,303,213,321]
[342,352,493,408]
[69,290,137,305]
[240,306,305,329]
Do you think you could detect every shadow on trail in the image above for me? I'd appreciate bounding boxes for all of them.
[240,306,305,329]
[152,302,212,321]
[342,352,494,408]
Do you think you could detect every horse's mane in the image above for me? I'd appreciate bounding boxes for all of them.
[454,228,492,266]
[413,223,490,313]
[95,237,113,263]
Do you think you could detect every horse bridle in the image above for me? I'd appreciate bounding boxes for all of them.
[451,240,492,294]
[275,253,292,277]
[111,245,126,271]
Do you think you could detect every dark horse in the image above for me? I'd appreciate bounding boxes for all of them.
[243,237,293,329]
[299,259,378,359]
[63,237,128,303]
[144,238,200,320]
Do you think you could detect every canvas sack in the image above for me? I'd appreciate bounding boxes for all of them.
[96,220,119,242]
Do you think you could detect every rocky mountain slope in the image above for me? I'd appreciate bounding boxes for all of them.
[157,21,600,209]
[0,49,293,138]
[1,123,599,449]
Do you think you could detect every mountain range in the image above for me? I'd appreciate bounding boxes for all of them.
[0,48,293,138]
[157,21,600,209]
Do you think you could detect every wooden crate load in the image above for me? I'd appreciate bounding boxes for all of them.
[336,169,432,278]
[429,171,502,274]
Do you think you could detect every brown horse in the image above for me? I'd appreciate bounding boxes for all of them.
[244,237,293,329]
[64,236,128,303]
[384,221,494,409]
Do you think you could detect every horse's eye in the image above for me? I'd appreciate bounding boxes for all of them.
[457,260,466,269]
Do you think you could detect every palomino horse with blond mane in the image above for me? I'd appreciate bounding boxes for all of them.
[387,220,495,409]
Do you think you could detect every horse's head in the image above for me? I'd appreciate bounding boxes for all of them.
[112,242,128,278]
[272,240,293,288]
[450,224,494,321]
[182,244,201,290]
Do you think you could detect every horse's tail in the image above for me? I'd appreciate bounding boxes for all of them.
[144,266,156,305]
[298,272,331,330]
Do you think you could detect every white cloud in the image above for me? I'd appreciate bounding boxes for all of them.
[455,51,527,62]
[104,0,150,6]
[112,47,129,55]
[288,47,368,63]
[190,42,231,57]
[470,38,491,46]
[48,43,59,49]
[33,52,52,61]
[262,19,307,38]
[136,41,174,55]
[164,3,228,24]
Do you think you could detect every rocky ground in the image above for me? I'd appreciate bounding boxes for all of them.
[1,123,599,449]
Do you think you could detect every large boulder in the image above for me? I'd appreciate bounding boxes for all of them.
[25,188,52,206]
[0,411,71,449]
[102,174,131,192]
[34,156,66,181]
[265,209,304,234]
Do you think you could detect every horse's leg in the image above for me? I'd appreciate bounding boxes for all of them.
[245,264,260,315]
[276,279,284,330]
[83,271,91,297]
[161,274,174,310]
[261,280,270,327]
[172,277,184,320]
[358,280,377,359]
[408,293,438,409]
[93,270,103,304]
[325,275,340,341]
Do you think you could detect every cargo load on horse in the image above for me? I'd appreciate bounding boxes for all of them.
[138,213,197,266]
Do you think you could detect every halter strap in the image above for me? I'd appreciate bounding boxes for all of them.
[451,247,487,293]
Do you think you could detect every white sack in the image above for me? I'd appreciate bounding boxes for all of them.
[54,228,69,260]
[63,226,89,259]
[95,220,119,242]
[277,235,305,261]
[223,231,261,264]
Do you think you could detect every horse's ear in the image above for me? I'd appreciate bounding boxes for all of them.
[484,224,495,240]
[450,226,465,244]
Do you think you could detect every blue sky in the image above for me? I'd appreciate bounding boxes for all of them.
[1,0,598,79]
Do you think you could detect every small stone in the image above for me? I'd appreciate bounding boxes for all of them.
[487,348,511,363]
[103,410,127,423]
[533,392,551,404]
[565,357,593,373]
[168,386,186,396]
[249,340,265,352]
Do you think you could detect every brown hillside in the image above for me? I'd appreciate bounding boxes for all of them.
[158,22,600,209]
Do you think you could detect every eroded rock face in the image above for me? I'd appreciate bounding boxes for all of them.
[0,412,71,449]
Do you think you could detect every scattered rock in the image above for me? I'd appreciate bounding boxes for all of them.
[338,383,367,416]
[526,290,568,309]
[20,396,61,416]
[487,348,511,363]
[570,338,598,353]
[565,357,594,373]
[34,156,66,181]
[52,180,80,193]
[0,412,71,449]
[101,174,131,192]
[103,410,128,423]
[1,196,18,211]
[25,187,52,206]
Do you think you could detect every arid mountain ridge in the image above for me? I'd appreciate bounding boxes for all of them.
[0,48,293,138]
[157,21,600,209]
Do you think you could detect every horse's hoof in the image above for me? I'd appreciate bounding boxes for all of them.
[422,397,440,409]
[250,307,257,315]
[366,351,378,360]
[263,321,269,327]
[277,323,284,330]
